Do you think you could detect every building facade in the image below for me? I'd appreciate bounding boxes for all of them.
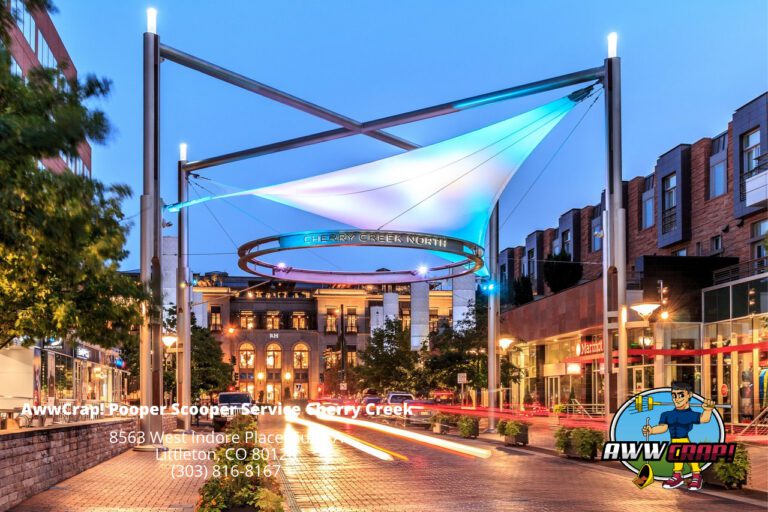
[5,0,91,176]
[500,93,768,425]
[194,273,457,402]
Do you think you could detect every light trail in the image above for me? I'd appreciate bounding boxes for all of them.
[285,413,407,461]
[313,413,492,459]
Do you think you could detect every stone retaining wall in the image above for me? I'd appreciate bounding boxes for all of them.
[0,415,178,511]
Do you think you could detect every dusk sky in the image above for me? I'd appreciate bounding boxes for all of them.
[52,0,767,276]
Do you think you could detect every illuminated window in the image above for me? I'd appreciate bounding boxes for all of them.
[239,343,255,369]
[239,311,254,330]
[401,309,411,330]
[429,308,439,333]
[325,308,337,333]
[292,312,307,330]
[265,311,280,330]
[209,306,222,331]
[266,343,281,369]
[293,343,309,369]
[345,308,358,333]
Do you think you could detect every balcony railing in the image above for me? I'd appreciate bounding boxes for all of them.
[713,256,768,284]
[661,208,677,234]
[741,154,768,201]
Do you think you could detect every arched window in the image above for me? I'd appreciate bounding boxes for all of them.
[293,343,309,369]
[239,343,255,369]
[266,343,281,369]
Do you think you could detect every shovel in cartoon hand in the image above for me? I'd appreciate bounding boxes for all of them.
[633,417,654,489]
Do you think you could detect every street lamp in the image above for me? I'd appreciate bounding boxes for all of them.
[630,303,660,320]
[162,333,177,348]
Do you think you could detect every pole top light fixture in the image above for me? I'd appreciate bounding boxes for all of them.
[179,142,188,161]
[161,334,177,348]
[146,8,157,35]
[630,303,660,320]
[499,337,514,350]
[607,32,618,58]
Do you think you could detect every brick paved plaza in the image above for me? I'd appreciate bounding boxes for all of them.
[11,415,767,512]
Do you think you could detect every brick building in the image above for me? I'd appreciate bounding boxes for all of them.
[5,0,91,176]
[500,93,768,425]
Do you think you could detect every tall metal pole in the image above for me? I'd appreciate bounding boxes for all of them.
[603,33,626,415]
[339,305,347,395]
[487,203,499,430]
[137,9,165,450]
[176,147,192,432]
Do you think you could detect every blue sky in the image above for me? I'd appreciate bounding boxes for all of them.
[52,1,767,275]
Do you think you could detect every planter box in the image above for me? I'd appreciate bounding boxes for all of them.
[459,421,479,439]
[432,423,449,435]
[503,425,529,446]
[703,469,746,489]
[563,444,597,460]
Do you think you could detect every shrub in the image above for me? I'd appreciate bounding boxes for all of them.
[543,250,582,293]
[497,420,527,437]
[712,443,750,488]
[554,426,572,453]
[457,415,479,438]
[430,412,459,426]
[569,428,604,459]
[512,276,534,305]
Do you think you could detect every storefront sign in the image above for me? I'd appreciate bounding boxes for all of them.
[576,339,603,357]
[76,347,91,360]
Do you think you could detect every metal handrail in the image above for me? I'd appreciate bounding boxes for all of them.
[712,257,768,284]
[740,406,768,436]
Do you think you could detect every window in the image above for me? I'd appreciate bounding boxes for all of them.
[345,308,358,333]
[9,55,22,77]
[401,309,411,330]
[12,0,36,51]
[743,129,761,175]
[36,34,57,70]
[291,312,307,330]
[710,235,722,254]
[266,343,281,369]
[591,228,602,252]
[293,343,309,369]
[642,196,654,229]
[526,249,535,277]
[672,248,687,257]
[754,242,767,260]
[209,306,222,331]
[662,174,677,210]
[662,174,677,234]
[695,242,702,256]
[325,308,337,333]
[752,220,768,238]
[239,343,255,369]
[239,311,254,330]
[429,308,439,333]
[709,161,726,198]
[265,311,280,330]
[561,230,571,256]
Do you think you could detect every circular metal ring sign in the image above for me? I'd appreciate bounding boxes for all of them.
[237,230,484,284]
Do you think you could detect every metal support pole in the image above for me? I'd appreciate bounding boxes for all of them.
[339,305,347,394]
[137,24,165,450]
[486,203,499,431]
[175,158,192,432]
[604,49,626,413]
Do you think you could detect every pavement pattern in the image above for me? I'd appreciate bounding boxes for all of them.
[258,415,768,512]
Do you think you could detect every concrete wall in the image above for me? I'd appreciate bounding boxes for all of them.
[452,270,475,328]
[383,292,399,321]
[410,282,429,350]
[0,418,139,512]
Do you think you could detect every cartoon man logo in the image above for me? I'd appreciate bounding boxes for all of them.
[641,381,715,491]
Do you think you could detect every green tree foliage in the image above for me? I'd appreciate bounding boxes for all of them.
[0,1,145,350]
[356,318,420,392]
[543,250,583,293]
[511,276,534,305]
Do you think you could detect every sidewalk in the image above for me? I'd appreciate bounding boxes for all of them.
[11,428,217,512]
[474,414,768,493]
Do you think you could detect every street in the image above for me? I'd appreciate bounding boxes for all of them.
[259,415,767,512]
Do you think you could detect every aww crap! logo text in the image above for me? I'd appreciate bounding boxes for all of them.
[603,384,736,491]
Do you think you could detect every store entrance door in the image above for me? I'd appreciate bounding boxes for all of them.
[632,367,645,394]
[546,376,560,409]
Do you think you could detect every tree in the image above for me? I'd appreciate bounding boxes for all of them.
[0,1,145,350]
[543,250,583,293]
[356,319,420,392]
[512,276,534,305]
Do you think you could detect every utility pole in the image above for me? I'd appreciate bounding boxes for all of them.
[137,8,165,451]
[487,203,499,431]
[602,32,626,417]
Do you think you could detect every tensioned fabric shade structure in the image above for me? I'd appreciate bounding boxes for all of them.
[172,89,590,274]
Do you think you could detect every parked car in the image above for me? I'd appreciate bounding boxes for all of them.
[403,399,436,427]
[361,388,379,397]
[213,391,252,432]
[385,391,415,405]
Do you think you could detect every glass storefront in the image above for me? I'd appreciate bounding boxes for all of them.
[703,275,768,424]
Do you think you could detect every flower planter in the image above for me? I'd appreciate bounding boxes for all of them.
[503,424,529,446]
[432,423,449,435]
[703,467,747,489]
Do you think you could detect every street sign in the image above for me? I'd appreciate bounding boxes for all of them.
[339,382,348,391]
[457,373,467,384]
